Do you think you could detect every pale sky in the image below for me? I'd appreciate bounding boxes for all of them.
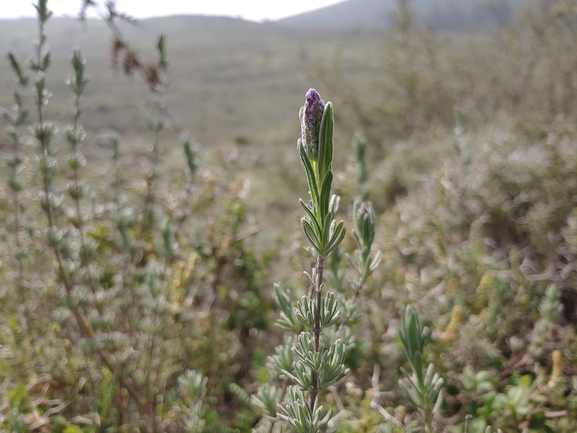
[1,0,346,22]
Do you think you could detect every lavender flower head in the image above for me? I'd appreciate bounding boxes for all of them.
[300,88,325,160]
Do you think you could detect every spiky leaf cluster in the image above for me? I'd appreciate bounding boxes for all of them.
[397,306,444,425]
[277,387,333,433]
[346,201,382,282]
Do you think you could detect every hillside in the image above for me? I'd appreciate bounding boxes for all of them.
[0,15,382,151]
[0,1,535,154]
[277,0,530,31]
[277,0,395,30]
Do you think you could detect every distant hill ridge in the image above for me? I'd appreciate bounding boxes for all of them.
[276,0,529,31]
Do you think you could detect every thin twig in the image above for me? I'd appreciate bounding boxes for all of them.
[464,414,473,433]
[370,364,404,429]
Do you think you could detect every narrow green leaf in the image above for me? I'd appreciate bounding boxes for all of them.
[319,170,333,223]
[302,218,321,253]
[299,199,322,235]
[321,212,333,251]
[157,34,168,71]
[325,223,346,256]
[328,194,340,214]
[298,140,319,206]
[317,102,334,183]
[413,351,424,386]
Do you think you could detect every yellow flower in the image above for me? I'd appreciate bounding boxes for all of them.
[441,305,463,341]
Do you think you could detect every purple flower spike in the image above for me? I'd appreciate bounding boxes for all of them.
[301,88,325,160]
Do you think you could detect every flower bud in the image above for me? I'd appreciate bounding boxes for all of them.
[354,201,375,249]
[300,88,325,160]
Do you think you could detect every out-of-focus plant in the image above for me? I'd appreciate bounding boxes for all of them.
[528,285,563,358]
[1,52,28,311]
[366,119,577,431]
[175,370,212,433]
[346,201,382,297]
[458,365,569,433]
[0,1,269,431]
[352,132,369,200]
[317,0,577,153]
[396,306,444,432]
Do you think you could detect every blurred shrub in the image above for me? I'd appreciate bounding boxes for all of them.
[318,0,577,153]
[328,119,577,432]
[0,1,271,431]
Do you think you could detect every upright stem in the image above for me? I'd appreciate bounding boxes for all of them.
[9,115,25,307]
[69,89,104,316]
[425,410,434,433]
[32,5,145,410]
[310,254,325,412]
[139,94,163,238]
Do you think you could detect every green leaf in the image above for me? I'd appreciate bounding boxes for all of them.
[7,384,26,407]
[528,412,546,429]
[507,386,527,407]
[320,292,341,327]
[157,34,168,71]
[302,218,321,253]
[273,283,293,314]
[251,384,280,417]
[328,194,340,214]
[181,133,197,178]
[324,222,346,256]
[319,170,333,223]
[98,368,115,419]
[295,296,315,329]
[317,102,334,184]
[298,140,319,206]
[519,374,532,388]
[299,199,322,235]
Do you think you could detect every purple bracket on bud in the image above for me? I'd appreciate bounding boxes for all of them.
[300,88,325,160]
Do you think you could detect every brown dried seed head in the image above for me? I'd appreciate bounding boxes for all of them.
[144,64,161,89]
[110,38,126,68]
[123,49,141,76]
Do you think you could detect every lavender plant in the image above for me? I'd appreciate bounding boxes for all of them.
[258,89,348,433]
[346,201,382,298]
[1,52,29,309]
[0,1,269,430]
[396,306,444,433]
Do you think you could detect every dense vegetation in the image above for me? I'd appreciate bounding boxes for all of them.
[1,0,576,432]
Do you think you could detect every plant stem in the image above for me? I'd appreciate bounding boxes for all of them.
[310,254,325,413]
[464,414,473,433]
[8,112,26,309]
[32,7,145,410]
[425,409,434,433]
[139,94,163,238]
[69,87,105,317]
